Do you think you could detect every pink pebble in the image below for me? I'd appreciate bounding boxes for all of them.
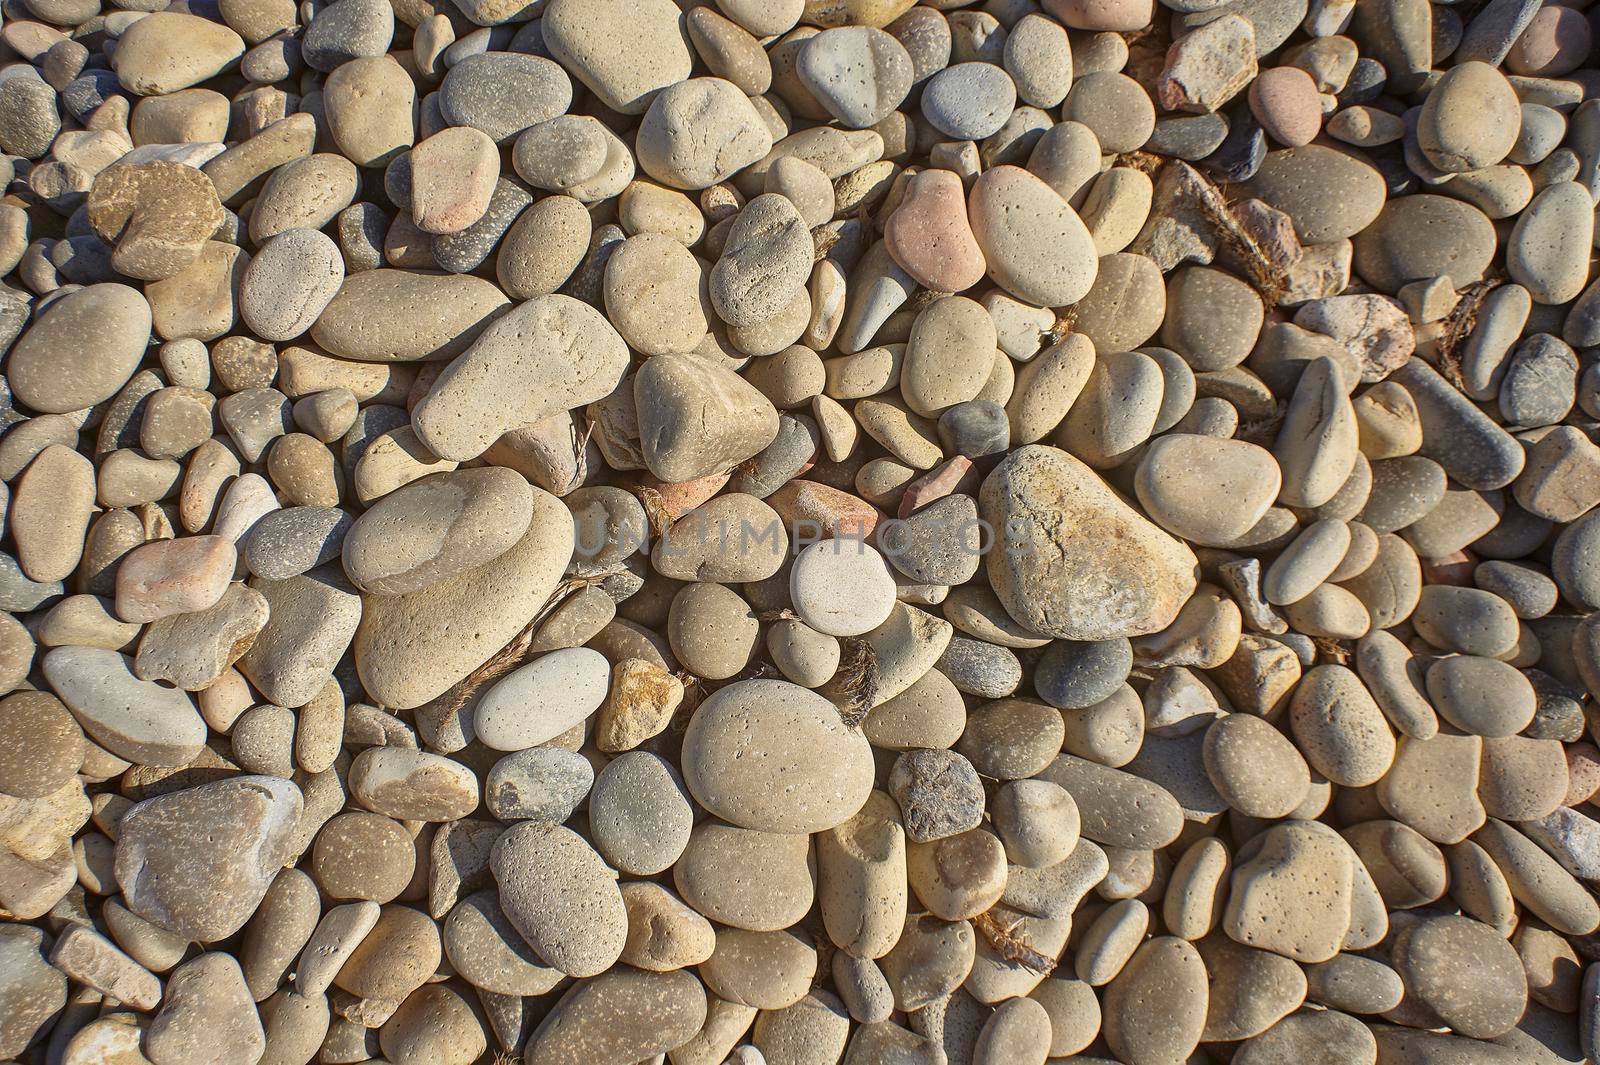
[1508,6,1592,78]
[638,471,731,523]
[897,456,975,518]
[884,169,986,294]
[1248,66,1322,148]
[1420,549,1476,588]
[1043,0,1153,32]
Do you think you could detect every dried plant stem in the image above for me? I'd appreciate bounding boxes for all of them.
[833,638,880,729]
[973,909,1057,975]
[1436,278,1503,392]
[638,486,675,540]
[1313,636,1353,666]
[434,621,536,726]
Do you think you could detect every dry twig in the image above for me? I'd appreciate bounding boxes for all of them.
[973,910,1057,975]
[1313,637,1353,666]
[433,621,537,727]
[1436,278,1503,392]
[638,486,675,540]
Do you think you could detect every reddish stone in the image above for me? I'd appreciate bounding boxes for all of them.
[637,471,731,523]
[765,479,883,541]
[897,456,976,518]
[115,535,237,623]
[884,169,986,294]
[1420,549,1475,587]
[1248,66,1322,148]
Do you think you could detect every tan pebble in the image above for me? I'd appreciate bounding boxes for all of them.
[1102,936,1207,1065]
[1223,821,1353,963]
[408,125,498,236]
[620,881,715,971]
[906,828,1007,921]
[1202,713,1311,820]
[1289,664,1395,787]
[11,444,95,584]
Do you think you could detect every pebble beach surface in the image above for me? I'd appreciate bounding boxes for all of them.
[1,0,1600,1064]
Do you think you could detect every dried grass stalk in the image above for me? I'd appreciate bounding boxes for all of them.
[973,909,1057,975]
[1437,278,1503,392]
[433,621,537,726]
[834,637,880,729]
[638,486,675,540]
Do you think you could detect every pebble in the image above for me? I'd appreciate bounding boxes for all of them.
[981,445,1198,640]
[1508,181,1595,305]
[1425,654,1536,737]
[43,645,205,767]
[637,78,773,190]
[791,539,898,637]
[8,284,150,414]
[798,28,913,129]
[415,294,629,461]
[888,748,984,843]
[683,679,874,833]
[441,53,571,145]
[114,775,302,941]
[1418,61,1521,174]
[491,822,627,978]
[969,164,1098,308]
[1102,937,1208,1065]
[1397,914,1528,1037]
[147,953,265,1065]
[710,193,814,328]
[0,0,1589,1056]
[635,353,782,482]
[525,967,707,1064]
[0,925,66,1057]
[1136,434,1280,546]
[885,169,986,294]
[352,489,571,709]
[922,62,1017,140]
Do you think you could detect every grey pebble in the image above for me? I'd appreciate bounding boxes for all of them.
[887,493,982,586]
[433,178,536,275]
[935,636,1021,699]
[921,62,1017,141]
[888,747,985,843]
[937,400,1010,459]
[1147,113,1229,161]
[302,0,393,72]
[1391,357,1524,491]
[485,746,594,825]
[245,506,352,582]
[1499,333,1577,428]
[441,53,574,144]
[1034,638,1133,711]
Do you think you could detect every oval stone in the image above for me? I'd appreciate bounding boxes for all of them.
[42,646,205,767]
[968,165,1098,307]
[353,487,573,709]
[309,270,511,363]
[490,823,627,978]
[8,284,152,414]
[475,648,612,751]
[1134,435,1281,546]
[682,679,875,833]
[342,467,536,596]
